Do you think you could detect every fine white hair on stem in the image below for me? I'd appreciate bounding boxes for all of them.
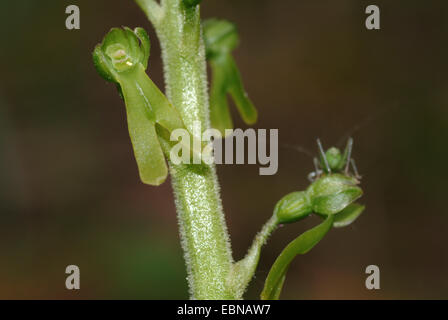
[135,0,164,26]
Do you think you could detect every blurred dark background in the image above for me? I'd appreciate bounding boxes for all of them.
[0,0,447,299]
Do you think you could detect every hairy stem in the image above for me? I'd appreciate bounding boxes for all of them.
[137,0,234,299]
[230,215,278,297]
[136,0,163,26]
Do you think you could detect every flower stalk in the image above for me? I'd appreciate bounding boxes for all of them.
[137,0,235,299]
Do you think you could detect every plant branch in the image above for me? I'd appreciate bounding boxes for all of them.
[136,0,163,26]
[229,215,278,298]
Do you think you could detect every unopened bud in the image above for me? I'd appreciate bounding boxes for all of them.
[307,174,362,215]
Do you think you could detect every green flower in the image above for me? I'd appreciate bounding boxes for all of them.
[333,203,365,228]
[93,27,150,82]
[93,27,193,186]
[307,174,362,215]
[203,19,258,136]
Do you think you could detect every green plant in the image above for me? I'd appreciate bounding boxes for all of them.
[92,0,365,300]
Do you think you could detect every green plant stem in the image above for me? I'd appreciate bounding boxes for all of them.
[137,0,234,299]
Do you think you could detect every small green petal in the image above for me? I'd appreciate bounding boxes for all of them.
[134,27,151,69]
[92,44,117,83]
[123,27,141,65]
[102,28,126,51]
[333,203,365,228]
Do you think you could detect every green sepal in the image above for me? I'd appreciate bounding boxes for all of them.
[312,186,362,215]
[333,203,365,228]
[307,174,358,198]
[134,27,151,70]
[306,173,362,215]
[261,215,334,300]
[93,27,203,185]
[93,44,117,83]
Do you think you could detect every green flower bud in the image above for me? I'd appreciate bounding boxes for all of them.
[93,27,150,83]
[307,173,358,197]
[274,191,312,224]
[203,19,239,58]
[333,203,365,228]
[312,187,362,215]
[307,173,362,215]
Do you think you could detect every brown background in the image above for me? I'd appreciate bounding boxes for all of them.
[0,0,447,299]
